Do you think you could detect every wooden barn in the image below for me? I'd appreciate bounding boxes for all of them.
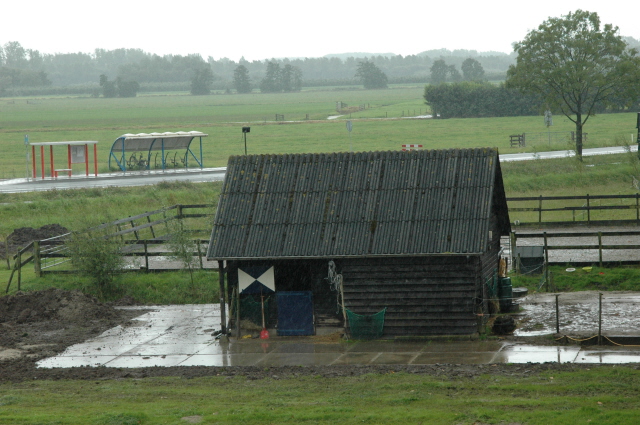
[206,148,511,338]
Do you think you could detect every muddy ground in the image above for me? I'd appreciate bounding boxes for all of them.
[0,224,69,259]
[2,288,635,384]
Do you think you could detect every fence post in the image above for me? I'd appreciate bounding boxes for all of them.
[587,194,591,225]
[555,294,560,334]
[147,215,156,239]
[197,240,203,269]
[636,193,639,225]
[17,251,21,291]
[129,218,139,241]
[598,232,603,267]
[598,293,603,345]
[543,232,549,291]
[34,240,41,277]
[144,241,149,272]
[4,236,9,269]
[538,195,543,223]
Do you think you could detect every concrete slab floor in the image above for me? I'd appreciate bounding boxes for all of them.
[35,304,640,369]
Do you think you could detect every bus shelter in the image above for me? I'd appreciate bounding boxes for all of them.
[30,141,99,179]
[108,131,207,172]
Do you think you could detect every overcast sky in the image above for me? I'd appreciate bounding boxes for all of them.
[3,1,639,62]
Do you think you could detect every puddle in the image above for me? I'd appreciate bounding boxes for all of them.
[36,301,640,368]
[515,292,640,337]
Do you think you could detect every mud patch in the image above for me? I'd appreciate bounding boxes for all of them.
[0,224,69,259]
[0,288,145,379]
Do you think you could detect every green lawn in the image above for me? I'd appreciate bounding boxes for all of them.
[1,88,638,178]
[1,368,640,424]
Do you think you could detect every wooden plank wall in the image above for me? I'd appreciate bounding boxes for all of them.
[340,256,481,336]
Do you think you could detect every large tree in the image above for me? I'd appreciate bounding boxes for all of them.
[506,10,640,159]
[429,59,449,85]
[355,61,387,89]
[233,65,252,93]
[461,58,485,81]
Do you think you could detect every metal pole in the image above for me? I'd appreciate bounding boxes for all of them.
[244,133,247,155]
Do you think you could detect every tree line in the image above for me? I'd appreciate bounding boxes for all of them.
[0,41,519,96]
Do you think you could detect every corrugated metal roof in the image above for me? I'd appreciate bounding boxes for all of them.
[207,148,510,260]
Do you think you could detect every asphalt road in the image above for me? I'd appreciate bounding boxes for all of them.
[1,145,636,193]
[0,167,227,194]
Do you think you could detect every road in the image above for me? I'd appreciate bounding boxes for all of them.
[0,167,227,194]
[0,145,636,193]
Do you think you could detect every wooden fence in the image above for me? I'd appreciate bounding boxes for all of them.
[5,204,213,292]
[510,230,640,268]
[507,194,640,227]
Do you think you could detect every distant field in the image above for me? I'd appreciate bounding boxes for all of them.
[0,87,638,179]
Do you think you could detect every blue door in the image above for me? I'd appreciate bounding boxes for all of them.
[276,291,314,336]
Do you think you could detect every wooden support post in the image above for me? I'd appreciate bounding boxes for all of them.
[236,285,240,339]
[510,231,516,270]
[543,232,549,291]
[17,251,21,291]
[143,241,149,272]
[538,195,543,223]
[598,232,603,267]
[587,194,591,225]
[34,241,41,277]
[4,236,9,269]
[129,218,139,241]
[637,193,639,225]
[197,240,203,269]
[598,292,603,345]
[555,294,560,334]
[147,216,156,239]
[218,261,226,334]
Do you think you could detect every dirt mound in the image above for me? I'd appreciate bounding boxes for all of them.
[1,224,69,259]
[0,288,120,324]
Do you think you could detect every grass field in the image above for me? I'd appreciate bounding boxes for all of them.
[3,89,640,424]
[1,87,639,178]
[1,368,640,424]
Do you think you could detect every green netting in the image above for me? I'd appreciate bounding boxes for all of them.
[240,295,271,326]
[346,308,386,339]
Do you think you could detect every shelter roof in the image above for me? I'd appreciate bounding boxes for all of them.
[111,131,207,152]
[29,141,99,146]
[207,148,511,260]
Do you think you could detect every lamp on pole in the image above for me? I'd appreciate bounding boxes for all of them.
[242,127,250,155]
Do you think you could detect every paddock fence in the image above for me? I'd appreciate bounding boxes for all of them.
[5,204,214,293]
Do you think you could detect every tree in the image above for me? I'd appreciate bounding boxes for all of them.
[233,65,252,93]
[190,66,214,95]
[355,61,387,89]
[430,59,448,84]
[99,74,117,98]
[448,65,462,82]
[260,61,282,93]
[66,224,126,300]
[461,58,485,81]
[116,78,140,97]
[281,64,302,92]
[167,219,198,285]
[506,10,640,159]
